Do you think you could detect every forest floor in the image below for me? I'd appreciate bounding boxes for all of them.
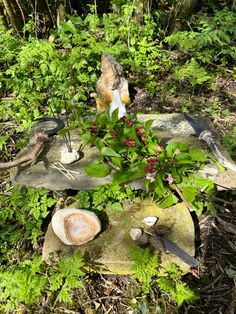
[0,80,236,314]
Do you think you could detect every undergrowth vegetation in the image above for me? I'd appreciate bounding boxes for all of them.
[0,1,235,312]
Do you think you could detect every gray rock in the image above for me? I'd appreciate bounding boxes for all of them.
[11,113,236,190]
[42,200,196,275]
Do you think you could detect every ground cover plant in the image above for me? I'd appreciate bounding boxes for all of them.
[0,0,236,313]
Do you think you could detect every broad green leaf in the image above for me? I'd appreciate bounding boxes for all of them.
[85,162,110,178]
[110,157,121,168]
[165,142,179,157]
[205,201,217,216]
[155,173,165,195]
[95,112,108,125]
[175,159,195,166]
[130,151,139,163]
[190,174,214,193]
[80,132,91,145]
[158,193,179,208]
[182,186,198,203]
[171,167,181,183]
[145,119,154,133]
[111,108,119,122]
[112,169,133,184]
[129,163,146,181]
[147,142,159,155]
[192,200,204,216]
[175,152,190,160]
[101,147,120,157]
[189,147,208,162]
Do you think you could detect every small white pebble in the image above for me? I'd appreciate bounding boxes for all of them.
[60,147,79,164]
[143,216,158,227]
[130,228,142,241]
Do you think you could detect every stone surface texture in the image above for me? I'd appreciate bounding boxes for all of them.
[11,113,236,190]
[42,199,195,275]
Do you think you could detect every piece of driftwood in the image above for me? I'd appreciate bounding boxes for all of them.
[0,132,48,170]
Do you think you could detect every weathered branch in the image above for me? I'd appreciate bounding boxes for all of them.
[0,132,48,170]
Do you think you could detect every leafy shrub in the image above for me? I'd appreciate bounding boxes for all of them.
[0,7,167,128]
[165,8,236,90]
[74,183,135,211]
[0,253,84,312]
[222,127,236,157]
[80,110,215,214]
[130,247,198,306]
[0,186,56,247]
[173,58,212,87]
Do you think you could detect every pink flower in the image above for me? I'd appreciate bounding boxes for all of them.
[89,124,97,133]
[135,127,145,134]
[124,138,136,147]
[166,174,174,184]
[144,165,155,172]
[126,120,133,126]
[146,172,156,182]
[154,145,163,156]
[146,157,156,164]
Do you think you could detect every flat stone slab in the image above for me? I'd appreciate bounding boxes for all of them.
[42,199,196,275]
[11,113,236,190]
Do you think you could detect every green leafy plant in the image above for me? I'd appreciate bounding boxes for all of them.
[0,186,56,247]
[79,110,215,213]
[157,263,198,307]
[74,183,135,211]
[129,247,160,294]
[165,8,236,90]
[129,247,198,306]
[222,127,236,157]
[173,58,212,87]
[0,253,84,312]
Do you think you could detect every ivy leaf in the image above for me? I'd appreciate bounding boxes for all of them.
[85,162,110,178]
[189,147,208,162]
[101,147,121,157]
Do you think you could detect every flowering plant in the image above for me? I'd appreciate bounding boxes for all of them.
[79,110,215,213]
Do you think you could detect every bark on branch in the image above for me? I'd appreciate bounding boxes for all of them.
[0,132,48,170]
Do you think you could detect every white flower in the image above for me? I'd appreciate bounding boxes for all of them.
[146,172,156,182]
